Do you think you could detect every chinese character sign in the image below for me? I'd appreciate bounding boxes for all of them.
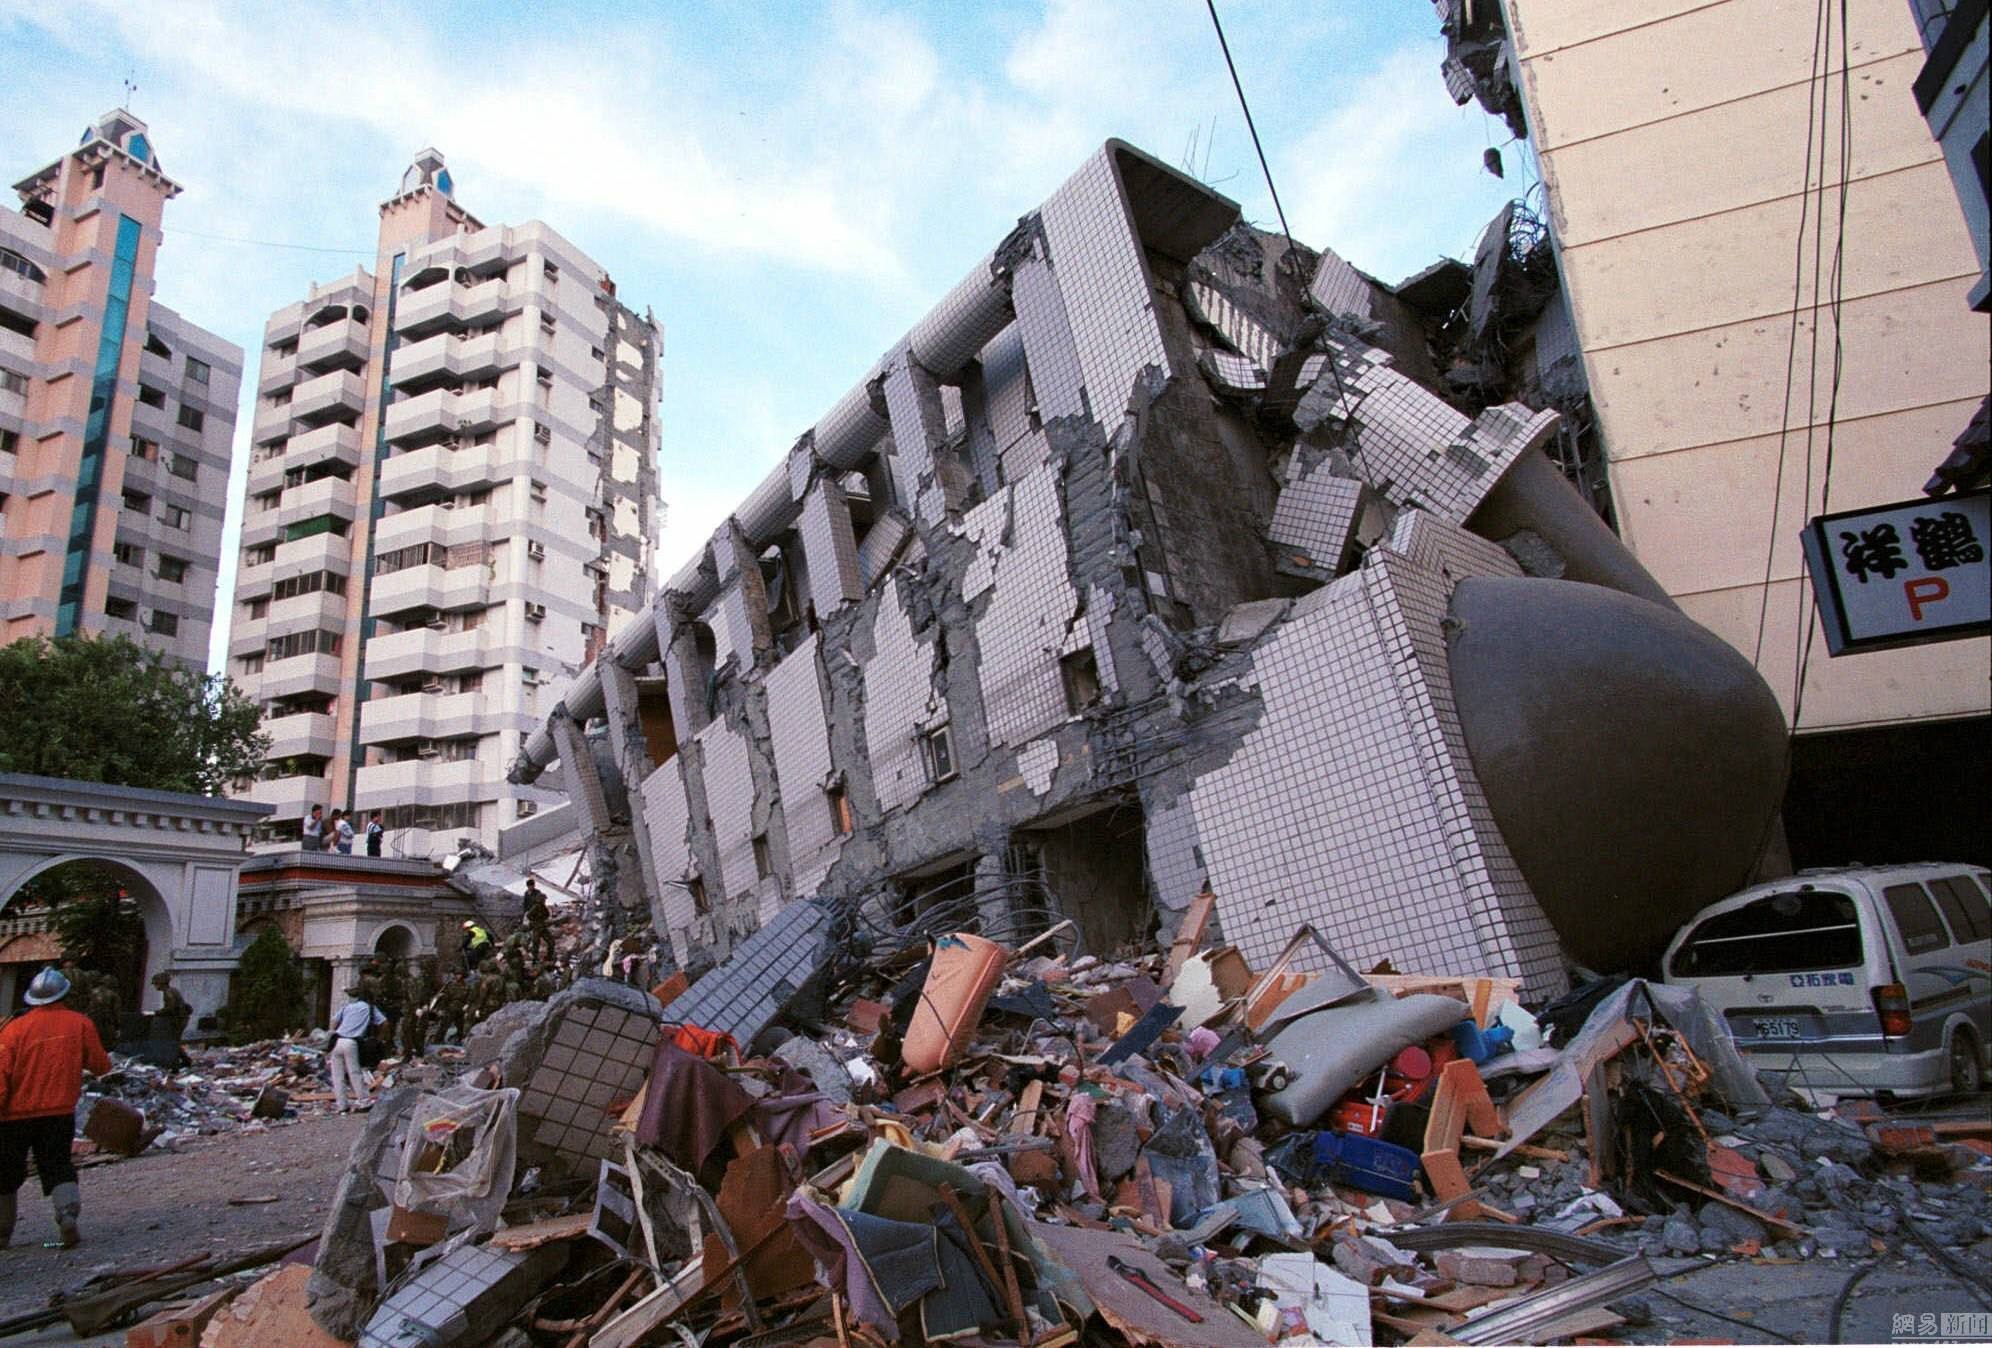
[1801,490,1991,656]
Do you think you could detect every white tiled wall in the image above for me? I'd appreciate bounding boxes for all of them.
[864,575,942,814]
[764,634,839,876]
[972,463,1079,748]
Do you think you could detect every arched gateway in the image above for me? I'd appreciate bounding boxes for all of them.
[0,773,271,1027]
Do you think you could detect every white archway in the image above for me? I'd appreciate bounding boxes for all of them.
[0,774,271,1025]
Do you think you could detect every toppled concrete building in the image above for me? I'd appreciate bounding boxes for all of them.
[510,141,1789,999]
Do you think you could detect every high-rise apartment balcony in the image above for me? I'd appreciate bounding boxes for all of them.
[395,284,473,338]
[377,442,509,501]
[229,615,268,659]
[273,529,351,575]
[246,773,328,819]
[382,387,458,445]
[358,689,485,746]
[257,351,298,396]
[0,266,44,316]
[389,329,510,390]
[245,447,288,496]
[250,400,294,444]
[276,475,358,529]
[235,555,275,601]
[284,421,363,478]
[368,559,492,617]
[265,710,339,761]
[266,586,347,635]
[354,756,487,808]
[291,368,367,424]
[363,623,492,683]
[297,316,370,372]
[239,512,284,552]
[258,650,342,702]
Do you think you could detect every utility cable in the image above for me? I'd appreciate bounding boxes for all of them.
[169,226,374,257]
[1750,0,1832,676]
[1204,0,1295,252]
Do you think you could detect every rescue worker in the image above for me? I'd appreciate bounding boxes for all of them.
[433,973,470,1044]
[402,962,434,1059]
[84,974,122,1054]
[460,919,494,969]
[326,984,385,1113]
[150,971,192,1042]
[369,956,406,1054]
[0,969,111,1249]
[470,970,507,1025]
[522,878,555,964]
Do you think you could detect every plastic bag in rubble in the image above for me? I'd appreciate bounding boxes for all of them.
[392,1083,520,1235]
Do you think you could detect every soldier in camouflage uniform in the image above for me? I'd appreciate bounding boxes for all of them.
[75,969,121,1052]
[401,961,434,1058]
[432,973,469,1044]
[522,878,555,965]
[149,972,193,1042]
[470,970,507,1026]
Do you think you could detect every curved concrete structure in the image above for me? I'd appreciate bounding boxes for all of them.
[1447,576,1788,971]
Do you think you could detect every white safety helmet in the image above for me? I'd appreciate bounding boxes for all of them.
[25,967,72,1005]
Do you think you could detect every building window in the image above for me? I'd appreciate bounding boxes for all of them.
[827,784,853,836]
[105,596,136,621]
[246,597,268,619]
[1060,648,1102,713]
[243,543,276,566]
[138,383,165,408]
[147,610,178,636]
[185,356,210,386]
[113,541,142,567]
[121,488,151,513]
[516,799,538,819]
[0,368,27,396]
[752,834,773,882]
[686,875,710,916]
[128,435,158,460]
[0,248,45,284]
[0,429,17,454]
[266,628,340,660]
[236,653,264,677]
[167,451,199,480]
[272,570,349,600]
[160,504,190,530]
[155,554,188,584]
[919,723,957,784]
[283,515,348,542]
[176,405,204,432]
[144,330,171,358]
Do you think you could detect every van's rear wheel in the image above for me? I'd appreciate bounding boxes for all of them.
[1950,1030,1984,1095]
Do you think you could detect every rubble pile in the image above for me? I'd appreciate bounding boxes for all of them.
[73,902,1988,1346]
[74,1038,435,1158]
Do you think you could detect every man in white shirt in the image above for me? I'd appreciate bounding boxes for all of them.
[327,986,385,1113]
[301,805,325,852]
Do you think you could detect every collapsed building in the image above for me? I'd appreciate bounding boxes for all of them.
[508,141,1791,1000]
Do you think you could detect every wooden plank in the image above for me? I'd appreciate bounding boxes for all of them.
[1655,1170,1810,1240]
[1164,890,1218,984]
[590,1260,705,1348]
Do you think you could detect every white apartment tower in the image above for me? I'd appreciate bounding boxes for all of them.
[231,151,663,855]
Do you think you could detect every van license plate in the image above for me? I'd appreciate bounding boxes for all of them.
[1754,1017,1804,1041]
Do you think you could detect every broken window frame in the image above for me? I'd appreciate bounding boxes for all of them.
[919,723,958,785]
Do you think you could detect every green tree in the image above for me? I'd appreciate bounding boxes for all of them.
[225,925,307,1043]
[0,633,268,795]
[45,865,147,986]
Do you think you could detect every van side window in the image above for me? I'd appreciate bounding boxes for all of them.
[1671,891,1862,978]
[1929,876,1990,942]
[1884,883,1950,955]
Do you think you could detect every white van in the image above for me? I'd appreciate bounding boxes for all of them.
[1663,863,1991,1101]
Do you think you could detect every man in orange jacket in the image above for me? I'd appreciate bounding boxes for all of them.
[0,967,112,1249]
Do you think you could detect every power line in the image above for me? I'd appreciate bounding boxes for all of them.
[1750,0,1831,676]
[170,226,373,257]
[1204,0,1295,250]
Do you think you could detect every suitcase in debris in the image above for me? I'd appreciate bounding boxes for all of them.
[901,932,1006,1075]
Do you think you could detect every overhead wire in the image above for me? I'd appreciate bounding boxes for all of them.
[169,226,374,257]
[1750,0,1832,676]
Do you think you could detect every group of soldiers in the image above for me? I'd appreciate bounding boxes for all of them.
[351,886,565,1057]
[48,964,191,1052]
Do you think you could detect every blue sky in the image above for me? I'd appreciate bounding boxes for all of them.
[0,1,1529,674]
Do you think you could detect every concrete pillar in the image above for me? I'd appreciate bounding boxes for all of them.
[662,620,710,739]
[713,523,774,671]
[798,479,864,616]
[882,351,967,522]
[550,711,614,838]
[1010,252,1088,422]
[598,659,669,931]
[973,848,1013,938]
